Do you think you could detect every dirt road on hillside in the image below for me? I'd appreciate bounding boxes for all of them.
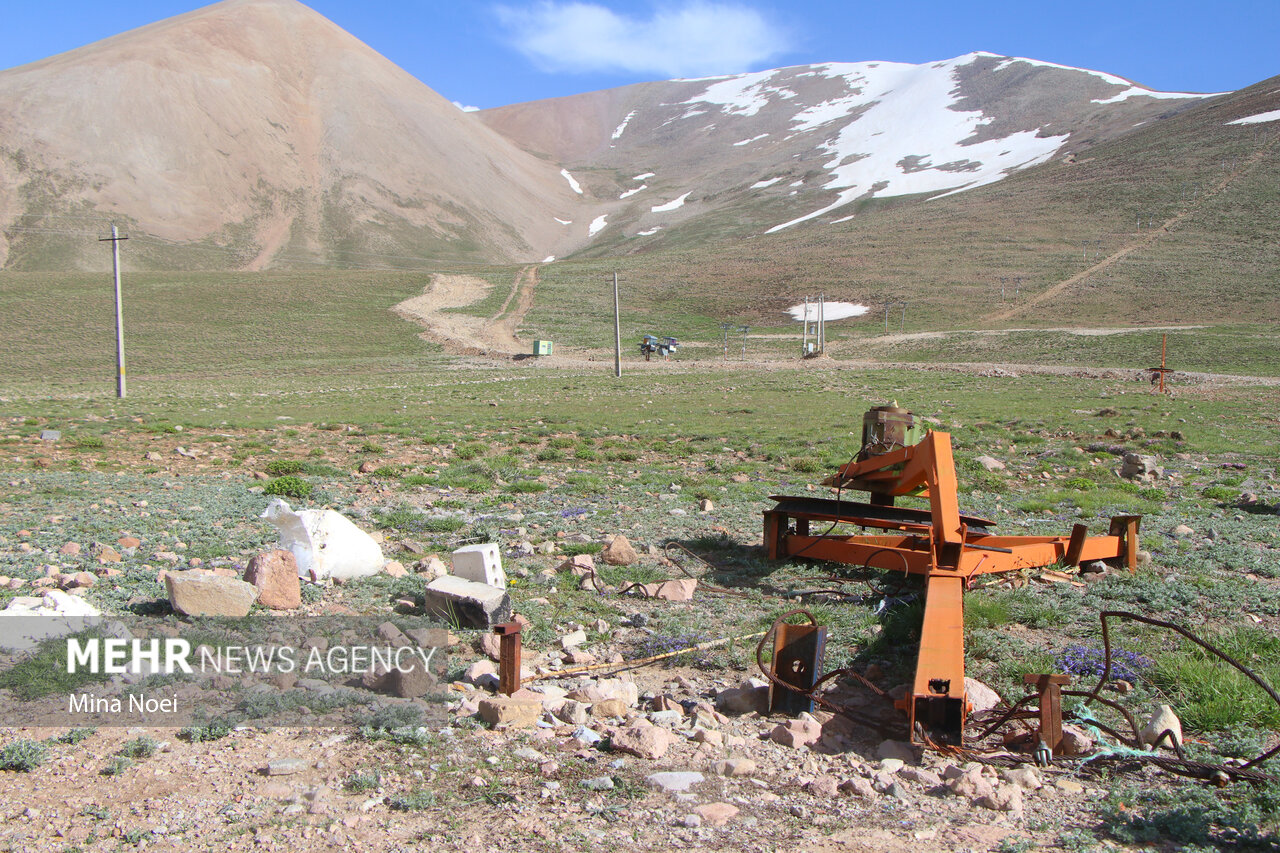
[390,268,1277,387]
[393,266,538,356]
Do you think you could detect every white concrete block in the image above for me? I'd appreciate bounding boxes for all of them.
[451,543,506,589]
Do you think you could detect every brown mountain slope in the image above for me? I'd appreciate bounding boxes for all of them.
[0,0,586,269]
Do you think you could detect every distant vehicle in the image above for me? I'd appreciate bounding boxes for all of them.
[639,334,679,361]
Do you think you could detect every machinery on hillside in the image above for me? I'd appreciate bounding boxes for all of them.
[764,405,1140,747]
[639,335,679,361]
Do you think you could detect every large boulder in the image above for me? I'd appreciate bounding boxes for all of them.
[244,549,302,610]
[166,571,258,618]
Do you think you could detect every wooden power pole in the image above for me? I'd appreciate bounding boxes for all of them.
[99,223,128,398]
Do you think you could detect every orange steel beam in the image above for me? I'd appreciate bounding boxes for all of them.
[903,575,967,740]
[764,427,1140,745]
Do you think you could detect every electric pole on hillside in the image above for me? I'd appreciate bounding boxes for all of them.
[612,272,622,378]
[99,223,128,398]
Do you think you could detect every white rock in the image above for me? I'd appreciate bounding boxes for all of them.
[1140,704,1182,749]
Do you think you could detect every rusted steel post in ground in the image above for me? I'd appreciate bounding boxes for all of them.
[494,622,522,696]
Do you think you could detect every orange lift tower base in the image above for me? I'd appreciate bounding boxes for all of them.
[763,406,1140,745]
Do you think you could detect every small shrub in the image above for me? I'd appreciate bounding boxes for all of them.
[0,739,47,772]
[264,475,313,500]
[358,441,385,455]
[454,442,486,460]
[1062,477,1097,491]
[389,788,438,811]
[345,770,382,792]
[264,460,305,476]
[1201,485,1237,502]
[101,756,133,776]
[55,727,96,745]
[179,720,232,742]
[508,480,548,494]
[72,435,106,450]
[118,735,159,759]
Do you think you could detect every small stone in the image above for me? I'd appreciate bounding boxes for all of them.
[645,771,704,793]
[1060,724,1095,756]
[477,696,543,728]
[965,677,1002,713]
[876,739,918,764]
[612,723,675,759]
[601,535,638,566]
[693,728,723,747]
[677,815,702,829]
[1140,704,1183,749]
[712,758,756,777]
[694,802,739,827]
[899,766,943,788]
[976,787,1024,814]
[591,698,628,718]
[59,542,81,557]
[91,543,122,564]
[975,455,1005,472]
[1171,524,1195,538]
[464,659,498,684]
[807,775,839,797]
[1000,767,1043,790]
[267,758,308,776]
[561,629,587,649]
[383,560,408,578]
[715,684,769,716]
[1056,779,1085,794]
[581,776,615,791]
[838,777,878,799]
[771,719,822,748]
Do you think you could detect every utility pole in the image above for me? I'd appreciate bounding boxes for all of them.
[612,271,621,378]
[818,293,825,353]
[739,325,750,361]
[802,297,809,356]
[100,223,128,398]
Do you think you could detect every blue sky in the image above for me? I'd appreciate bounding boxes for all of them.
[2,0,1276,109]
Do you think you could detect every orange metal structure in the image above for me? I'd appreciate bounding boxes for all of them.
[764,425,1140,744]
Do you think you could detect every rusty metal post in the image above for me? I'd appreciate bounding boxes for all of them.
[770,622,827,715]
[1064,523,1088,567]
[494,622,522,696]
[1024,673,1070,755]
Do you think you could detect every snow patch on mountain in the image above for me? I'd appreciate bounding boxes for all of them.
[588,215,608,235]
[632,172,655,181]
[1228,109,1280,125]
[734,133,770,146]
[990,55,1133,88]
[787,301,868,321]
[681,69,797,117]
[619,185,647,199]
[751,177,782,189]
[651,193,690,213]
[560,169,583,194]
[744,54,1070,232]
[612,110,637,139]
[1093,88,1216,105]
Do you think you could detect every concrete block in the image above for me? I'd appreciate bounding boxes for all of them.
[451,543,506,589]
[423,576,511,629]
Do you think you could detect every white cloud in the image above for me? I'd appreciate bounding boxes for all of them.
[495,2,790,78]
